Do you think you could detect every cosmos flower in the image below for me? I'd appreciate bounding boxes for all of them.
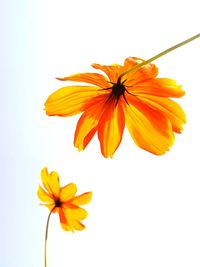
[45,57,185,157]
[38,167,92,231]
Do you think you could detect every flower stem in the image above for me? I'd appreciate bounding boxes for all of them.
[44,208,55,267]
[119,33,200,79]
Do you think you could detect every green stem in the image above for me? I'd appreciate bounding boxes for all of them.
[119,33,200,79]
[44,207,55,267]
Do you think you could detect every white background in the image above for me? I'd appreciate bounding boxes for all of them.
[1,0,200,266]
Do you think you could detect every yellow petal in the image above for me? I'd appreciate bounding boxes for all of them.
[125,96,174,155]
[60,183,77,202]
[128,78,185,98]
[66,206,88,220]
[68,218,85,231]
[57,72,109,88]
[71,192,92,205]
[37,185,53,203]
[59,209,74,231]
[41,167,60,198]
[92,63,122,83]
[98,100,125,158]
[122,57,158,85]
[74,95,106,151]
[63,208,86,231]
[45,85,103,117]
[137,94,186,133]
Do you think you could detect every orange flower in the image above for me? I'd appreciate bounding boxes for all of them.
[45,57,185,157]
[38,167,92,231]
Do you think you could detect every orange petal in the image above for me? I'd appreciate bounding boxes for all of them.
[98,100,125,158]
[137,95,186,133]
[125,96,174,155]
[41,168,60,198]
[37,185,53,203]
[57,72,109,88]
[71,192,92,205]
[45,85,105,117]
[92,63,122,83]
[122,57,158,85]
[74,95,107,151]
[59,208,74,231]
[60,183,77,202]
[128,78,185,98]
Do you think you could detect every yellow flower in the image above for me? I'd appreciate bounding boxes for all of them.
[38,167,92,231]
[45,57,185,157]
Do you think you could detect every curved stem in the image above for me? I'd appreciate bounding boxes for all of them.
[119,33,200,79]
[44,207,56,267]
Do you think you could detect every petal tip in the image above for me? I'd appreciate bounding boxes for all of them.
[56,77,67,81]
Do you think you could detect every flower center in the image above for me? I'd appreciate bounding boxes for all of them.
[55,199,62,207]
[106,78,128,106]
[112,79,126,100]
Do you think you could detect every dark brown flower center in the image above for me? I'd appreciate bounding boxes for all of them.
[112,80,126,100]
[55,199,62,207]
[106,78,128,106]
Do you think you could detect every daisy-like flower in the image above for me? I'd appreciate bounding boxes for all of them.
[45,34,200,158]
[38,167,92,267]
[38,167,92,231]
[45,57,185,157]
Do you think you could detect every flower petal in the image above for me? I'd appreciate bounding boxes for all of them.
[128,78,185,97]
[63,207,86,231]
[68,218,85,231]
[122,57,158,85]
[137,94,186,133]
[59,208,73,231]
[67,207,88,220]
[60,183,77,202]
[45,85,104,117]
[98,100,125,158]
[71,192,92,205]
[74,95,107,151]
[125,96,174,155]
[57,72,109,88]
[37,185,53,203]
[92,63,122,83]
[41,168,60,198]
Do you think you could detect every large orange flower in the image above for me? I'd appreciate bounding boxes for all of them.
[38,167,92,231]
[45,57,185,157]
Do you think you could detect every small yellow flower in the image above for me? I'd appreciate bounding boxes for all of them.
[38,167,92,231]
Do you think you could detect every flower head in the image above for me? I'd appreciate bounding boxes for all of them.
[38,167,92,231]
[45,57,185,158]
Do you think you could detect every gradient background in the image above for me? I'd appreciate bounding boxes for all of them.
[1,0,200,266]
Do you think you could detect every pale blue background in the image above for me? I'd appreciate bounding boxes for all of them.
[1,0,200,266]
